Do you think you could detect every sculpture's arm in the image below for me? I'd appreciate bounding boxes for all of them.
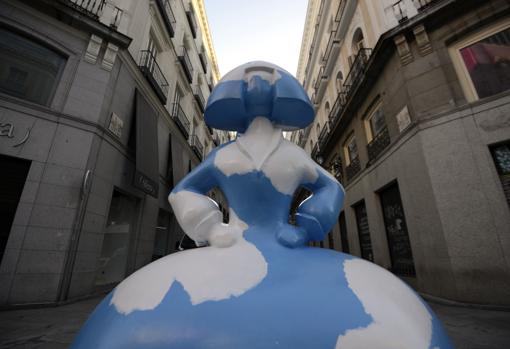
[168,147,227,247]
[296,165,345,241]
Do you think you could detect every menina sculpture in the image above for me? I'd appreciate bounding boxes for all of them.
[71,61,454,348]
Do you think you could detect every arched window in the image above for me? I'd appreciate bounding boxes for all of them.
[352,28,365,56]
[336,71,344,92]
[316,122,321,134]
[325,101,331,118]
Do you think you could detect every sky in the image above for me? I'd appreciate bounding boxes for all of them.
[204,0,309,77]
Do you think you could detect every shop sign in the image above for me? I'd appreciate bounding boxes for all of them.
[0,122,30,147]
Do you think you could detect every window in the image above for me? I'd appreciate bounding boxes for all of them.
[343,133,358,165]
[490,141,510,207]
[336,70,344,92]
[450,21,510,101]
[364,105,386,142]
[352,28,365,56]
[0,27,66,106]
[354,201,373,262]
[325,101,331,118]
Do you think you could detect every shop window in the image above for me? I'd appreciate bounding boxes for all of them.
[343,133,358,165]
[95,190,139,285]
[490,141,510,207]
[0,27,66,106]
[450,22,510,101]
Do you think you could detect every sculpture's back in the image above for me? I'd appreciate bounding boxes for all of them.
[71,62,454,348]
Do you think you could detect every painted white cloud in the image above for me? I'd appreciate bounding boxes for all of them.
[336,259,433,349]
[111,211,267,315]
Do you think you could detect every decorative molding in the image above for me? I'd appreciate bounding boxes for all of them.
[413,24,432,56]
[394,34,414,65]
[84,34,103,64]
[102,42,119,71]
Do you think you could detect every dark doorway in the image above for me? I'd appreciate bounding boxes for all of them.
[152,209,176,261]
[0,154,31,261]
[354,201,373,262]
[338,211,350,253]
[380,183,416,277]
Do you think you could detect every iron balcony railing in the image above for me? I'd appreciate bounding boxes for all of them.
[317,125,329,153]
[139,50,169,104]
[393,0,408,23]
[412,0,438,11]
[329,155,343,183]
[199,51,207,74]
[328,91,348,130]
[186,10,197,38]
[335,0,348,22]
[343,48,372,97]
[156,0,176,38]
[179,48,194,83]
[171,103,190,139]
[65,0,105,18]
[314,66,325,91]
[190,135,203,160]
[367,126,391,163]
[345,157,361,182]
[193,85,206,112]
[311,143,320,161]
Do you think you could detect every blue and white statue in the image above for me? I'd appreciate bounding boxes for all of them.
[72,62,454,348]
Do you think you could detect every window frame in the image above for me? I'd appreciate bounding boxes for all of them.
[363,101,385,143]
[449,19,510,103]
[343,132,358,165]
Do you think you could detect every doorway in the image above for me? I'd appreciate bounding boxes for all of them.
[0,154,31,261]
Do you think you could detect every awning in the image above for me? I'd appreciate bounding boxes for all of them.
[133,89,159,198]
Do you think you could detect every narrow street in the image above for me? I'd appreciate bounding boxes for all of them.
[0,296,509,348]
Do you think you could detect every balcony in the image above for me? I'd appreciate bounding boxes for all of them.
[193,85,206,112]
[345,157,361,182]
[65,0,105,18]
[367,126,390,163]
[186,10,197,38]
[317,125,329,153]
[322,29,339,66]
[343,48,372,99]
[171,103,190,139]
[328,91,348,130]
[329,155,343,183]
[392,0,408,23]
[313,66,325,91]
[312,143,320,162]
[178,48,194,83]
[139,50,169,104]
[199,51,207,74]
[190,135,203,160]
[156,0,176,38]
[412,0,438,11]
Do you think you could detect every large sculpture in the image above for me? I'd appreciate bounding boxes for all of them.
[71,62,454,348]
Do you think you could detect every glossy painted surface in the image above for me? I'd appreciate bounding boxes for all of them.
[71,62,454,348]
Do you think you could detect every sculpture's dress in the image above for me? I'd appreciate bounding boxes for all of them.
[71,62,453,349]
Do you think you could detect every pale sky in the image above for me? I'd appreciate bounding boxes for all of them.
[204,0,309,77]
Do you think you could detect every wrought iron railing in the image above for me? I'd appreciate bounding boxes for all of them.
[139,50,169,104]
[367,126,390,163]
[312,143,320,161]
[343,48,372,98]
[314,66,325,91]
[345,157,361,182]
[322,29,339,65]
[171,103,190,139]
[318,125,329,152]
[65,0,105,18]
[156,0,176,38]
[186,10,197,38]
[190,135,203,160]
[328,91,348,130]
[412,0,438,11]
[193,85,206,112]
[392,0,408,22]
[335,0,348,22]
[179,48,194,83]
[329,155,343,183]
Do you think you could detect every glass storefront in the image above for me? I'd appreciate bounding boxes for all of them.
[95,190,139,285]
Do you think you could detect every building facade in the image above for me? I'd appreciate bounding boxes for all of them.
[293,0,510,305]
[0,0,226,305]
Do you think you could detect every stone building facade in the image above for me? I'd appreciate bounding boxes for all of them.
[293,0,510,305]
[0,0,226,305]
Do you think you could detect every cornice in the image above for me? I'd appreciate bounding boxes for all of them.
[192,0,221,81]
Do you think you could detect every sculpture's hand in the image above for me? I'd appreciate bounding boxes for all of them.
[276,223,308,248]
[295,212,323,241]
[207,222,243,248]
